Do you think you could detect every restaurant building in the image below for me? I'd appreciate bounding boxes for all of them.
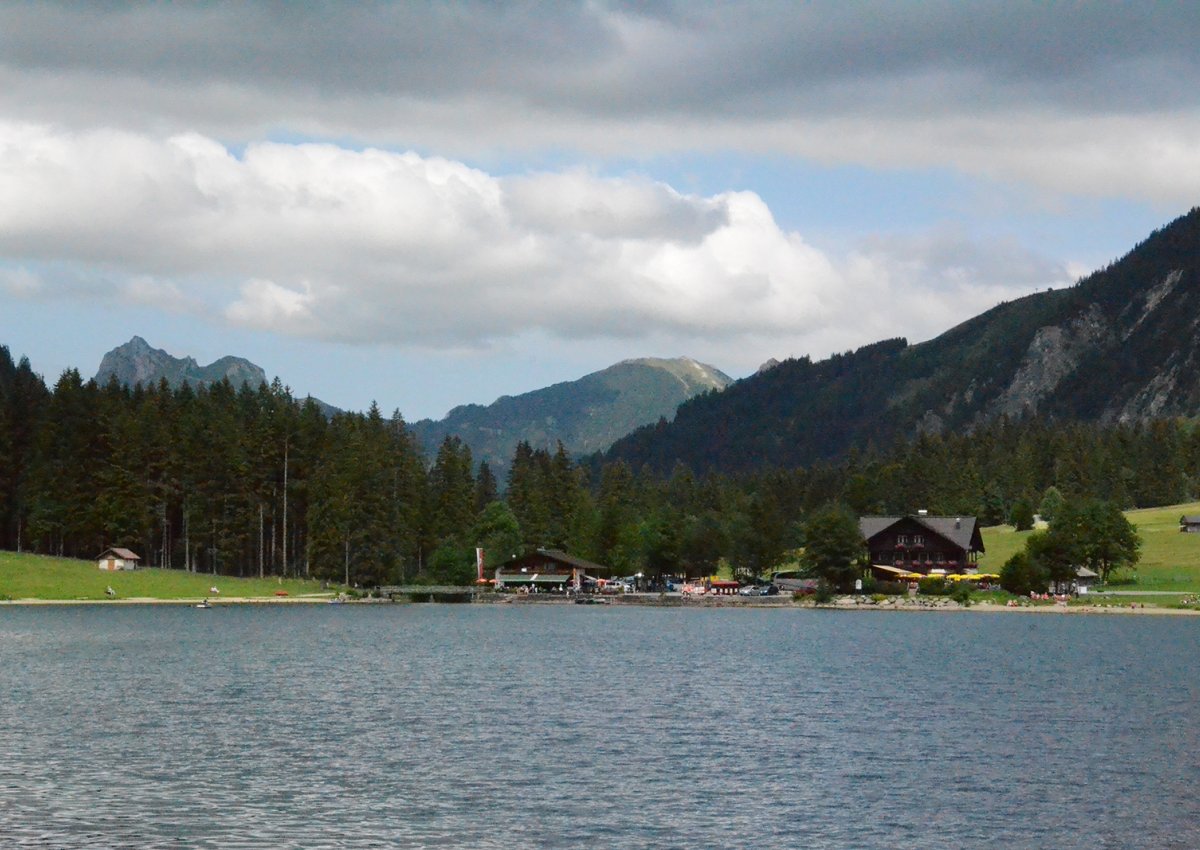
[493,549,612,591]
[860,513,984,576]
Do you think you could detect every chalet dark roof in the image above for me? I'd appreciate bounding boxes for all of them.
[495,549,610,574]
[97,547,141,560]
[859,515,983,553]
[1181,516,1200,524]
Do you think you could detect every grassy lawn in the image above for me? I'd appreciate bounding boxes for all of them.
[1074,592,1200,608]
[0,551,332,601]
[976,525,1035,573]
[978,501,1200,592]
[1120,502,1200,590]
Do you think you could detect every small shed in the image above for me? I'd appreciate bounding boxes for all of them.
[1180,516,1200,533]
[1051,565,1099,595]
[1074,566,1099,593]
[97,547,141,571]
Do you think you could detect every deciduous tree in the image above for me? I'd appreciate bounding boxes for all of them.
[799,504,864,592]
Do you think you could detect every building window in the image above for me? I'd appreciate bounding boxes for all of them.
[897,534,908,545]
[912,534,924,545]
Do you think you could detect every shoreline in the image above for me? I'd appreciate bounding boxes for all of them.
[2,593,1196,616]
[0,595,337,606]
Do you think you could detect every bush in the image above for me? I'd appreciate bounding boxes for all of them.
[813,583,836,604]
[858,573,878,594]
[999,551,1049,596]
[875,580,909,596]
[917,576,950,596]
[949,582,973,606]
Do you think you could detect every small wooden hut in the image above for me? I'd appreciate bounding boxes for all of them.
[97,547,141,571]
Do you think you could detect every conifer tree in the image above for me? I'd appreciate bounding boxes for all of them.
[474,461,498,513]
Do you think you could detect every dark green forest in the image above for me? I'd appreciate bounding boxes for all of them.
[3,343,1200,586]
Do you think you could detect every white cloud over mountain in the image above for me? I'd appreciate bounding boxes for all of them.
[0,123,1072,367]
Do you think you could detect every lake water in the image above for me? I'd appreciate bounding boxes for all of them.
[2,604,1199,849]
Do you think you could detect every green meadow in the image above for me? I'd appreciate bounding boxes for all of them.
[0,551,330,601]
[978,501,1200,592]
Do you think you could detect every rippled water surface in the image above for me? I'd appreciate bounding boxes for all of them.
[2,604,1199,848]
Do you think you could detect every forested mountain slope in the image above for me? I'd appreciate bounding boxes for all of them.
[601,207,1200,476]
[410,357,731,475]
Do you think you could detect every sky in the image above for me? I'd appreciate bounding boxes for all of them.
[1,1,1198,421]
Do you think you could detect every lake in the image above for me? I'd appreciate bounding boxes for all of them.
[2,604,1198,849]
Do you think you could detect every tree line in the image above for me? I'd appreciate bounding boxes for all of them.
[2,344,1199,586]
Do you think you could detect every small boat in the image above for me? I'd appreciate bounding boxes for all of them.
[195,599,212,609]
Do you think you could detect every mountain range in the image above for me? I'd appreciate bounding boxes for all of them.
[599,206,1200,476]
[409,357,731,475]
[93,338,731,473]
[90,207,1200,481]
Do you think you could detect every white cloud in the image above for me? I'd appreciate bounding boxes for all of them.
[226,279,315,329]
[0,266,42,297]
[0,123,1073,370]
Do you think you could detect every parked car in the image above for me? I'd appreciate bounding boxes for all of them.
[739,583,779,596]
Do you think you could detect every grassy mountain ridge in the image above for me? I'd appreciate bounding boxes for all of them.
[409,357,732,474]
[601,207,1200,476]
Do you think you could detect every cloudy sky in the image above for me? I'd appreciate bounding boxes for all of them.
[2,2,1198,420]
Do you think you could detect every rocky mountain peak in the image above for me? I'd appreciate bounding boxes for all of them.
[96,337,267,391]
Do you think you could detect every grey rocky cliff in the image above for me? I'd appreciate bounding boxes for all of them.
[97,336,266,390]
[989,303,1113,419]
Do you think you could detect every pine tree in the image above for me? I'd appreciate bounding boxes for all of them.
[426,435,476,546]
[1009,498,1035,531]
[506,441,551,547]
[0,350,48,550]
[474,461,498,513]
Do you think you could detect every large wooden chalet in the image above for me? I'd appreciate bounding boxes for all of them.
[859,514,984,577]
